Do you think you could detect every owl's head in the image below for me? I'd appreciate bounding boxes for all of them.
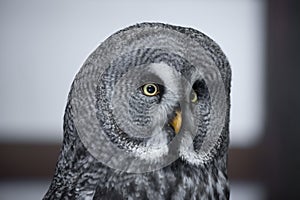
[70,23,231,173]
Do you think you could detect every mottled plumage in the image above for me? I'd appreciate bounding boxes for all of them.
[44,22,231,200]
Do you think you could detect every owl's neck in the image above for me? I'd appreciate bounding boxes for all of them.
[46,146,229,200]
[44,117,229,200]
[93,157,229,200]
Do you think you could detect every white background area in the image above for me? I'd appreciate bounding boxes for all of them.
[0,0,265,147]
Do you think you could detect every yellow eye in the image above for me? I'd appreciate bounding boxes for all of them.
[142,83,159,96]
[191,90,198,103]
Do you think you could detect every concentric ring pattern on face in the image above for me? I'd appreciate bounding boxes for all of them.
[72,24,228,173]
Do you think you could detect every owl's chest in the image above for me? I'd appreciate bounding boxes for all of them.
[94,165,229,200]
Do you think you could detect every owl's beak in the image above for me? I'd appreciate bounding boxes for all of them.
[170,110,182,134]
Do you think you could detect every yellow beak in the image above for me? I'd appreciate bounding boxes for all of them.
[170,110,182,134]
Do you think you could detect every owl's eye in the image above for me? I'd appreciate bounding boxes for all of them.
[142,83,160,96]
[191,90,198,103]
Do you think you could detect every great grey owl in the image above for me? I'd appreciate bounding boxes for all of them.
[44,22,231,200]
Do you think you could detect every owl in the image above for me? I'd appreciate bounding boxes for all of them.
[44,22,231,200]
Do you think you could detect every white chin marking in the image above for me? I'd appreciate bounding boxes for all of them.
[179,132,206,166]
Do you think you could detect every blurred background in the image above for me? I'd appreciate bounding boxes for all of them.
[0,0,299,199]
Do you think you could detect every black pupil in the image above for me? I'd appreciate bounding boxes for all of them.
[147,85,156,94]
